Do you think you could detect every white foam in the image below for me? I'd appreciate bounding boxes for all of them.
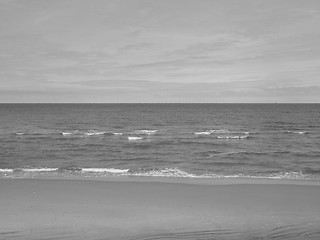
[231,131,250,135]
[211,150,249,156]
[129,168,203,178]
[0,168,13,173]
[62,132,73,136]
[1,167,317,180]
[84,131,106,136]
[286,131,307,134]
[21,168,58,172]
[125,169,314,180]
[81,168,129,173]
[194,129,234,135]
[62,130,106,136]
[113,132,123,136]
[61,130,80,136]
[194,131,211,135]
[214,171,316,180]
[217,135,249,139]
[128,136,143,141]
[134,130,158,135]
[15,132,24,135]
[210,129,230,134]
[265,171,303,179]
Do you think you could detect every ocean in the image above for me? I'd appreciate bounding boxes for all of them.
[0,103,320,180]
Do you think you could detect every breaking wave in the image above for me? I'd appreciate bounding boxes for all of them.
[1,167,319,180]
[61,130,109,137]
[129,168,199,178]
[13,129,160,138]
[194,129,250,136]
[194,129,229,135]
[14,130,112,138]
[216,135,249,139]
[21,168,58,172]
[128,136,143,141]
[133,130,158,135]
[81,168,129,173]
[285,130,308,134]
[113,132,124,136]
[0,168,13,173]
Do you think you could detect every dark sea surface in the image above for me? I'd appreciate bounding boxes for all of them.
[0,103,320,180]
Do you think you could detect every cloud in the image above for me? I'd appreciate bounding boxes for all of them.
[1,0,320,102]
[1,77,319,103]
[118,42,154,52]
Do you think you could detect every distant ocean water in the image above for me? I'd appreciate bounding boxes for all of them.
[0,103,320,180]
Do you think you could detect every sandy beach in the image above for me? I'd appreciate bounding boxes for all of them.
[1,178,320,240]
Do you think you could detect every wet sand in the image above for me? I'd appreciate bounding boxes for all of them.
[1,178,320,239]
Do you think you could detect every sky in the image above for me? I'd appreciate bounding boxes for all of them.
[1,0,320,103]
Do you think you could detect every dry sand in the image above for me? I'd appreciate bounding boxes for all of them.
[1,178,320,240]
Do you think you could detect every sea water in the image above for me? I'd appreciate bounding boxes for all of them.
[0,103,319,180]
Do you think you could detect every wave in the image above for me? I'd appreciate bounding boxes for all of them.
[285,130,308,134]
[133,130,158,135]
[113,132,124,136]
[194,129,250,136]
[14,131,58,136]
[0,168,58,173]
[84,131,106,136]
[194,131,212,136]
[61,130,158,137]
[21,168,59,172]
[13,129,255,139]
[0,168,13,173]
[81,168,129,173]
[13,129,114,138]
[0,167,129,174]
[128,136,143,141]
[205,150,251,157]
[1,167,320,180]
[194,129,228,135]
[216,135,249,139]
[61,132,73,136]
[128,168,199,178]
[61,130,111,137]
[128,223,320,240]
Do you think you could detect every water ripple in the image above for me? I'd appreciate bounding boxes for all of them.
[125,223,320,240]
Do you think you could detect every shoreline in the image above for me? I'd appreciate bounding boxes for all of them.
[2,174,320,186]
[1,177,320,239]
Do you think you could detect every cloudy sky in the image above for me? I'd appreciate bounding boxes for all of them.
[1,0,320,102]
